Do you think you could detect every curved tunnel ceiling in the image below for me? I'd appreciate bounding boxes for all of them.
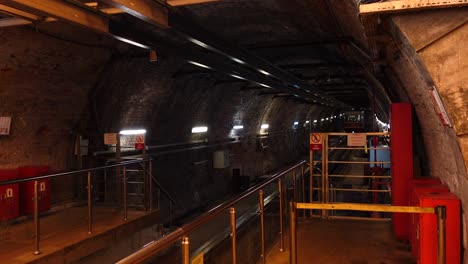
[0,0,395,122]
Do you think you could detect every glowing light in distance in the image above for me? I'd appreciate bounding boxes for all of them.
[192,126,208,133]
[187,60,211,69]
[313,120,318,123]
[233,125,244,130]
[119,129,146,135]
[114,36,149,49]
[261,124,269,129]
[321,119,324,121]
[326,118,329,121]
[294,121,299,125]
[305,120,310,124]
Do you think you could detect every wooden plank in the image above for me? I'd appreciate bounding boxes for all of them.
[296,202,435,214]
[360,0,468,15]
[1,0,108,32]
[168,0,219,6]
[102,0,168,28]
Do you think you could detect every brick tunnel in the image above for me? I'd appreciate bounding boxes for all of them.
[0,0,467,263]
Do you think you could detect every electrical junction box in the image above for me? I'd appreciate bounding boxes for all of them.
[213,150,230,168]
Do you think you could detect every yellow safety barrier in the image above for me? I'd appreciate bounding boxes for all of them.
[289,202,447,264]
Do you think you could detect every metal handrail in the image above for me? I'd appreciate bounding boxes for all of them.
[0,158,159,256]
[151,176,176,205]
[117,160,307,264]
[0,159,152,186]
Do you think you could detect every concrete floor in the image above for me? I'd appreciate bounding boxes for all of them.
[0,205,154,263]
[265,219,414,264]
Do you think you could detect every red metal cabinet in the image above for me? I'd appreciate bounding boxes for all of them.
[0,169,20,221]
[390,103,413,240]
[18,166,51,214]
[418,192,460,264]
[410,185,449,258]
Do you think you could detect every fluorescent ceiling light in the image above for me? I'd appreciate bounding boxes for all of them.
[231,74,246,80]
[305,120,310,124]
[188,37,210,49]
[261,124,269,129]
[188,60,211,69]
[259,69,271,76]
[233,125,244,130]
[119,129,147,135]
[313,120,318,123]
[326,118,329,121]
[192,126,208,133]
[114,36,150,49]
[258,83,271,88]
[321,119,324,121]
[231,57,246,64]
[293,121,299,125]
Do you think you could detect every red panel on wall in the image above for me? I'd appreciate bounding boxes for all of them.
[410,184,449,258]
[18,166,51,214]
[418,192,460,264]
[391,103,413,240]
[0,169,20,221]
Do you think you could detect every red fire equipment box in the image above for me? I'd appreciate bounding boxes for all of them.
[0,169,20,221]
[410,184,449,258]
[18,166,51,214]
[417,192,460,264]
[390,103,413,240]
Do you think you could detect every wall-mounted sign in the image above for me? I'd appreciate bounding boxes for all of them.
[309,133,323,151]
[104,133,118,145]
[135,134,145,150]
[347,133,366,146]
[0,117,11,135]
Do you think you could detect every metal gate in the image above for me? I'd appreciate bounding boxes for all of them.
[309,132,392,220]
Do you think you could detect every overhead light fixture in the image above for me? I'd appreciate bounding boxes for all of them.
[259,69,271,76]
[231,57,246,65]
[313,120,318,123]
[305,120,310,124]
[187,60,211,69]
[321,119,324,121]
[231,74,246,80]
[119,129,147,135]
[293,121,299,125]
[258,83,271,88]
[114,36,150,49]
[233,125,244,130]
[192,126,208,133]
[261,124,269,129]
[188,37,210,49]
[326,118,329,121]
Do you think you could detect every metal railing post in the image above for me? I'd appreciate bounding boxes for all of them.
[123,166,128,221]
[289,202,297,264]
[230,208,237,264]
[436,206,447,264]
[34,181,40,255]
[182,236,190,264]
[87,171,93,234]
[293,171,297,203]
[149,159,153,211]
[301,165,305,218]
[259,190,265,264]
[278,178,284,252]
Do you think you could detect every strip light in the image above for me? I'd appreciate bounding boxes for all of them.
[192,126,208,133]
[233,125,244,130]
[119,129,147,135]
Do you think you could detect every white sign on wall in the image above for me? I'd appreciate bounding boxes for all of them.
[0,117,11,135]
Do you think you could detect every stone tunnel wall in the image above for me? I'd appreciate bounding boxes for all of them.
[387,9,468,258]
[0,25,332,212]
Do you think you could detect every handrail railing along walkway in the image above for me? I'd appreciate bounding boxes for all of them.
[117,160,309,264]
[0,158,175,256]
